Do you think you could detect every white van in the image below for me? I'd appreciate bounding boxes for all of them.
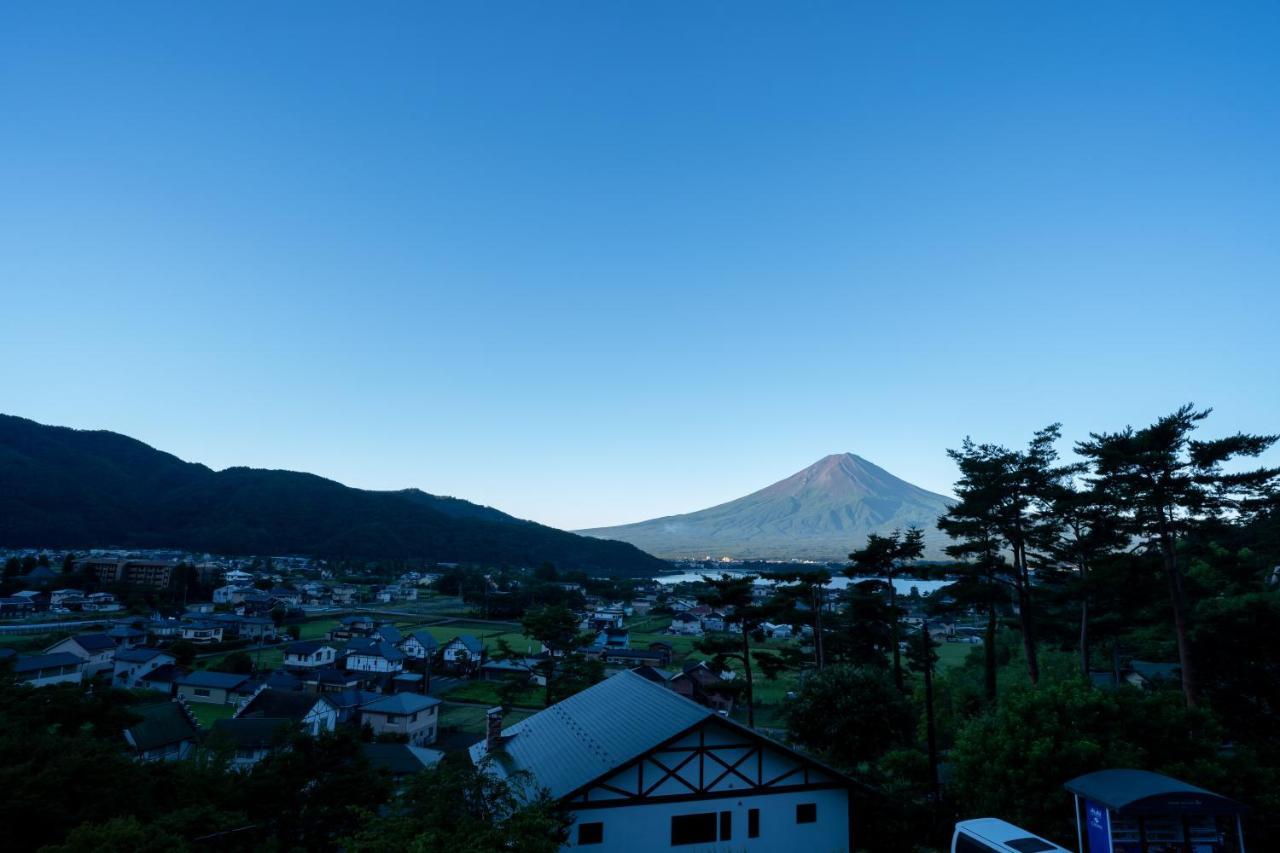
[952,818,1072,853]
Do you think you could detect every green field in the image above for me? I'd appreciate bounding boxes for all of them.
[442,679,545,709]
[188,702,236,729]
[438,704,533,735]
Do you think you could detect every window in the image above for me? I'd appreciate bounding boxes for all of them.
[748,809,760,838]
[796,803,817,824]
[954,833,1001,853]
[193,688,210,697]
[719,811,731,841]
[386,714,399,723]
[410,712,418,722]
[577,822,604,845]
[671,813,717,846]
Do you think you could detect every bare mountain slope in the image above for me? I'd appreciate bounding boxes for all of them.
[578,453,954,560]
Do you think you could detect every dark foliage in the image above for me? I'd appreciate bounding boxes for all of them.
[0,414,664,576]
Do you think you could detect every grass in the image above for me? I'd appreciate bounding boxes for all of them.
[438,704,534,735]
[188,702,237,729]
[937,640,979,671]
[442,679,545,709]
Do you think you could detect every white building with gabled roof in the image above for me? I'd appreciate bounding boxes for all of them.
[470,670,857,852]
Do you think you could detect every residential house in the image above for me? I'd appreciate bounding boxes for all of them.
[213,584,252,605]
[330,584,359,605]
[236,592,278,618]
[211,613,276,642]
[113,648,177,690]
[235,688,338,736]
[148,616,184,641]
[51,588,88,608]
[283,640,337,671]
[667,611,704,637]
[359,693,441,747]
[343,639,406,674]
[670,661,735,714]
[440,635,484,672]
[185,601,216,615]
[13,652,83,686]
[361,742,444,783]
[181,621,225,644]
[480,657,539,683]
[45,632,117,676]
[223,569,255,585]
[269,588,302,607]
[702,611,729,633]
[174,671,252,705]
[106,623,148,648]
[123,701,198,761]
[1125,660,1180,690]
[0,596,35,618]
[470,671,856,853]
[137,663,185,693]
[328,614,375,640]
[600,647,673,669]
[300,668,365,695]
[82,591,120,612]
[371,624,403,645]
[323,687,385,725]
[209,718,294,771]
[760,622,793,640]
[398,631,439,662]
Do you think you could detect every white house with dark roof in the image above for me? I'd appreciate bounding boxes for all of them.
[399,631,439,661]
[45,632,117,676]
[440,634,484,670]
[343,639,405,674]
[471,671,856,852]
[13,652,84,687]
[359,692,441,746]
[113,648,177,689]
[283,640,337,670]
[174,671,252,705]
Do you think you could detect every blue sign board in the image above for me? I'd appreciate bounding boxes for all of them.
[1086,799,1111,853]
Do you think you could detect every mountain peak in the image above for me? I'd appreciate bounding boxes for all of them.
[579,453,954,561]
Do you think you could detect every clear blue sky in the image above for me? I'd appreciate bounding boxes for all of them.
[2,2,1278,530]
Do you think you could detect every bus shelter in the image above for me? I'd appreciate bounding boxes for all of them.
[1064,769,1247,853]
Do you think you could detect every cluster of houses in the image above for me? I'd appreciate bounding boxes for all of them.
[0,587,121,617]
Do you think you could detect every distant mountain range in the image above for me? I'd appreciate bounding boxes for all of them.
[0,415,665,577]
[578,453,955,560]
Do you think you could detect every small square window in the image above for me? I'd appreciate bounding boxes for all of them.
[796,803,817,824]
[577,821,604,845]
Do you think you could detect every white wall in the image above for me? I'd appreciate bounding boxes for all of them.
[563,787,851,853]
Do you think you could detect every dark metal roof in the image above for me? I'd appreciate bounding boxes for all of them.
[175,670,251,690]
[361,743,444,775]
[360,693,440,716]
[1064,769,1247,816]
[125,702,197,752]
[14,652,82,673]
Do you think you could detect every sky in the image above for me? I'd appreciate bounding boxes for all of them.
[2,2,1278,530]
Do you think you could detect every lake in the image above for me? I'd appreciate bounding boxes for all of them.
[654,570,949,596]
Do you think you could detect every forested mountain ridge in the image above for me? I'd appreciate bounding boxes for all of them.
[0,414,665,576]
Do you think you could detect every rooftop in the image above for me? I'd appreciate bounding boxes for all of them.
[175,670,251,690]
[1064,769,1248,816]
[469,670,713,799]
[360,693,441,716]
[125,702,198,752]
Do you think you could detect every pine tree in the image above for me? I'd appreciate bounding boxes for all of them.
[846,528,925,690]
[1077,404,1279,708]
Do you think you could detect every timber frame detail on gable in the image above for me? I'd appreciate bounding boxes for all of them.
[563,716,853,809]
